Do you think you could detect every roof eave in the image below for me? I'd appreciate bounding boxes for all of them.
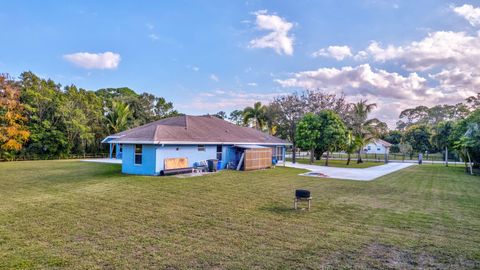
[101,136,122,143]
[108,140,292,146]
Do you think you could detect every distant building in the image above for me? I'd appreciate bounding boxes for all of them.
[363,139,392,154]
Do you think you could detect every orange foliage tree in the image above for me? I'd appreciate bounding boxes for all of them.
[0,74,30,156]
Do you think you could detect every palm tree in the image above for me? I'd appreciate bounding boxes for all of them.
[344,132,362,165]
[350,99,377,163]
[264,104,279,135]
[106,101,132,133]
[243,101,267,130]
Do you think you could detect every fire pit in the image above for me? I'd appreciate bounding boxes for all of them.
[294,189,312,211]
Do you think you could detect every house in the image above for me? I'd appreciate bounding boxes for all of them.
[102,115,291,175]
[363,139,392,154]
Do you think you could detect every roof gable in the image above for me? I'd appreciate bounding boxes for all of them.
[369,139,392,147]
[106,115,290,145]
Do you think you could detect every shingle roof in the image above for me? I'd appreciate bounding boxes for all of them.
[373,139,392,147]
[106,115,290,145]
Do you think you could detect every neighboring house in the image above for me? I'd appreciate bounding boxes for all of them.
[363,139,392,154]
[102,115,291,175]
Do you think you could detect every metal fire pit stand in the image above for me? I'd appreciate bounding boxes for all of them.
[294,197,312,211]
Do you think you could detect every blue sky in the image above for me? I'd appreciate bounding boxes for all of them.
[1,0,479,126]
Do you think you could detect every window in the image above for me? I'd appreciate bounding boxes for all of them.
[198,145,205,152]
[134,144,142,165]
[367,146,371,150]
[273,146,283,161]
[377,148,381,151]
[216,145,223,160]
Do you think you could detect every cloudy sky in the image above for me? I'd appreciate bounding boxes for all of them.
[1,0,479,126]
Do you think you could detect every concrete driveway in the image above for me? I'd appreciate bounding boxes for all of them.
[284,161,414,181]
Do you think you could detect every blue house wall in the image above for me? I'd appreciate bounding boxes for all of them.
[119,143,287,176]
[155,145,217,172]
[122,144,157,175]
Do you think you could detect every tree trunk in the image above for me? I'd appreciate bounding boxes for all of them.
[347,153,351,165]
[325,151,329,166]
[357,149,363,164]
[445,146,448,167]
[310,148,315,164]
[466,150,473,175]
[292,145,297,164]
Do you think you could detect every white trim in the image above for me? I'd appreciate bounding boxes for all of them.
[234,144,268,149]
[101,135,122,143]
[109,140,161,144]
[107,140,292,146]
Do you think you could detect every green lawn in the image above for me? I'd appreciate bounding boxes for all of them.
[0,161,479,269]
[288,158,382,168]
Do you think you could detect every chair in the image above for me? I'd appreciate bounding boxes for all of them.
[194,160,208,173]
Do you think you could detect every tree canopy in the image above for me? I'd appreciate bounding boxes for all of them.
[296,110,347,165]
[1,72,179,159]
[0,75,30,159]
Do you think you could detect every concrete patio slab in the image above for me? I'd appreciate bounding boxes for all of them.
[81,158,122,164]
[285,161,414,181]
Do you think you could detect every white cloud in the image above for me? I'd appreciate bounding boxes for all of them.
[210,74,219,82]
[453,4,480,27]
[361,31,480,101]
[247,82,258,87]
[366,41,403,62]
[182,89,288,111]
[366,31,480,72]
[312,45,353,60]
[187,65,199,71]
[146,23,155,29]
[63,52,121,69]
[275,63,477,128]
[269,8,480,127]
[249,10,294,55]
[148,34,159,40]
[353,50,368,61]
[429,68,480,99]
[275,64,430,100]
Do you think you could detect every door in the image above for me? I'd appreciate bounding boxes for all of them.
[216,145,223,160]
[275,146,284,161]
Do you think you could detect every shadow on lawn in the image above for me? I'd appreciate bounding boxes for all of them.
[259,203,312,214]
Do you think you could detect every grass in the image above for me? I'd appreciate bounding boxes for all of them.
[0,161,479,269]
[287,157,382,168]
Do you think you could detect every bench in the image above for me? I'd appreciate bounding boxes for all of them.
[160,167,194,176]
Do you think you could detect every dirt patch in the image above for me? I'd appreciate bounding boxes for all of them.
[357,242,478,269]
